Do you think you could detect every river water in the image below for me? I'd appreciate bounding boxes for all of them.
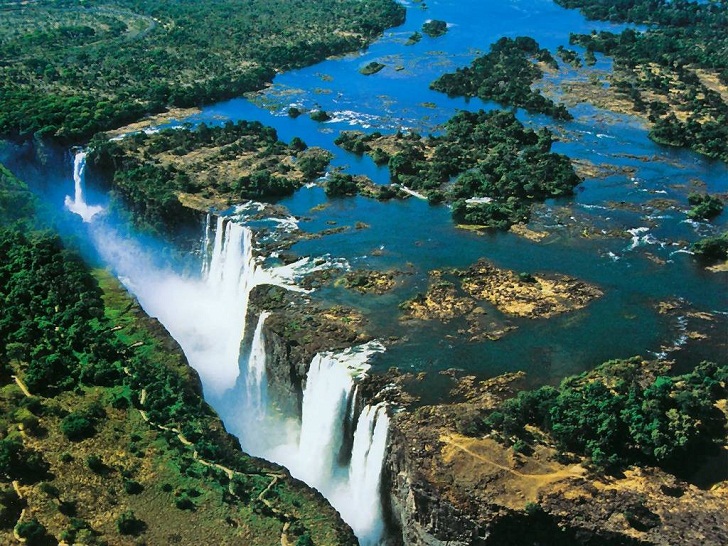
[2,0,726,543]
[173,0,726,393]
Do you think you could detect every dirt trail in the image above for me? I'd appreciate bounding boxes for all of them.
[11,375,31,397]
[440,433,584,481]
[127,362,296,544]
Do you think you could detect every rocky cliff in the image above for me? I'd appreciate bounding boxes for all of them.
[383,373,728,546]
[247,283,373,415]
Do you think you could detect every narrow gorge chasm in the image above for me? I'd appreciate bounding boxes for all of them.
[68,149,397,545]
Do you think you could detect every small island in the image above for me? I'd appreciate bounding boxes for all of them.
[88,121,333,232]
[431,36,571,120]
[360,61,386,75]
[422,19,448,38]
[335,109,581,229]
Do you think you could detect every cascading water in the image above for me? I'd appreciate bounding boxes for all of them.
[346,403,390,545]
[65,150,103,222]
[240,341,391,546]
[244,311,271,419]
[69,159,391,543]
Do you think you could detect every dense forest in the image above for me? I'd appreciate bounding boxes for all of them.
[0,164,36,226]
[88,120,331,233]
[461,358,727,475]
[430,37,572,120]
[0,171,354,545]
[0,0,405,142]
[336,110,581,229]
[557,0,728,161]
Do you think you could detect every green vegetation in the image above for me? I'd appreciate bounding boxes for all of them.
[687,193,724,221]
[0,164,36,226]
[325,173,360,197]
[0,169,357,544]
[472,359,727,474]
[431,37,572,120]
[88,120,331,233]
[360,61,386,75]
[558,0,728,161]
[422,19,448,38]
[556,45,581,68]
[336,110,581,229]
[405,31,423,45]
[0,0,405,142]
[310,109,332,122]
[116,510,145,536]
[692,232,728,263]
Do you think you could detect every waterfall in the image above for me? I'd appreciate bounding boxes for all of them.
[346,404,390,546]
[250,341,390,546]
[245,311,270,417]
[296,352,357,485]
[81,190,390,543]
[65,150,103,222]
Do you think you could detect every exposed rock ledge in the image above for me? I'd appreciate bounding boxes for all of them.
[384,374,728,546]
[400,260,602,341]
[246,284,373,415]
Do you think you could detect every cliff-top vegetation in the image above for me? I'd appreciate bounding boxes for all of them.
[88,120,333,233]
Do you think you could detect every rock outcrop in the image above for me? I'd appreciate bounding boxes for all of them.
[383,373,728,546]
[246,284,373,415]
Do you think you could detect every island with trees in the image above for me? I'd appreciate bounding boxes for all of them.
[555,0,727,161]
[88,121,332,233]
[335,109,581,229]
[431,37,572,120]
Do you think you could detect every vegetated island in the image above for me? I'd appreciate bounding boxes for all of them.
[385,358,728,545]
[0,0,405,143]
[360,61,386,75]
[422,19,448,38]
[555,0,728,162]
[0,168,356,545]
[88,121,333,233]
[335,109,581,229]
[430,36,573,120]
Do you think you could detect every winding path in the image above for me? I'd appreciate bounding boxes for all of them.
[130,376,296,544]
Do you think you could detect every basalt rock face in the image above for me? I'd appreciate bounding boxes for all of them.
[247,284,372,415]
[383,374,728,546]
[385,416,487,546]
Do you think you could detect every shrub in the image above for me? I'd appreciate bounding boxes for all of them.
[15,518,48,544]
[60,413,95,441]
[175,495,195,511]
[123,480,144,495]
[85,454,106,474]
[116,510,145,536]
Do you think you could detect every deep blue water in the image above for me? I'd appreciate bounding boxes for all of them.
[6,0,727,401]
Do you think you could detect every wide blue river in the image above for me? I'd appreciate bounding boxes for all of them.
[8,0,728,401]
